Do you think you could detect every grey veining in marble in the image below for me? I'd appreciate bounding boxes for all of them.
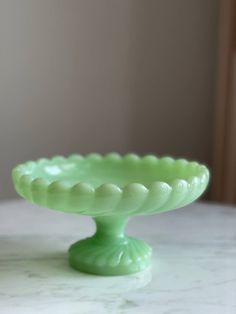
[0,200,236,313]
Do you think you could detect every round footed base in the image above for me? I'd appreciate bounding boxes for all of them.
[69,236,152,276]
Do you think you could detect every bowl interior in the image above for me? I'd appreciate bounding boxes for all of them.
[23,156,204,188]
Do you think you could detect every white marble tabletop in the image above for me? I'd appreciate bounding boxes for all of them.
[0,200,236,314]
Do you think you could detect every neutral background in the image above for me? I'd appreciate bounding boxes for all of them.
[0,0,218,199]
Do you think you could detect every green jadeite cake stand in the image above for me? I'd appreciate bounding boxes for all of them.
[12,154,209,276]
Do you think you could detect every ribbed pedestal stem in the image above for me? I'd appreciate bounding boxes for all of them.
[69,215,152,276]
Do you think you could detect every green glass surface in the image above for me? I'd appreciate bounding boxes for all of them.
[12,153,210,276]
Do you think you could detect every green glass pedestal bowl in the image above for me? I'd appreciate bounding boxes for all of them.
[12,154,209,276]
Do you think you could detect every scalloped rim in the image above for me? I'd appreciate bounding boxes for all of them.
[12,153,210,196]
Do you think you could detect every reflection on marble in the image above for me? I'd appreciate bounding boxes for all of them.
[0,200,236,313]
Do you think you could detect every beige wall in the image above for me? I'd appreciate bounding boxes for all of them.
[0,0,218,199]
